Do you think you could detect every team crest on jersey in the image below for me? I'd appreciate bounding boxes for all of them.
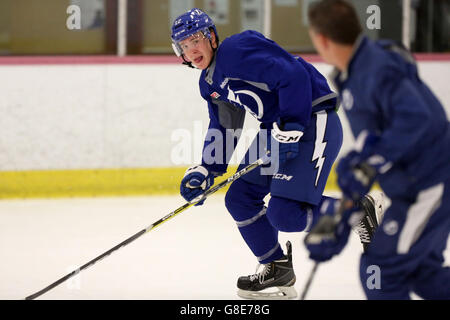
[227,86,264,120]
[210,92,220,99]
[342,89,354,111]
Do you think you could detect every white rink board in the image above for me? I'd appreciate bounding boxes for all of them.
[0,61,449,171]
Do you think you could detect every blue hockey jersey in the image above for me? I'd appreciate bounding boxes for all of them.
[198,30,338,174]
[332,36,450,196]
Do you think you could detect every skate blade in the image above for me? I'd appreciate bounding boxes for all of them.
[237,286,297,300]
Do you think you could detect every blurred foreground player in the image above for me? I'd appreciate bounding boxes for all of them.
[306,0,450,299]
[171,8,380,299]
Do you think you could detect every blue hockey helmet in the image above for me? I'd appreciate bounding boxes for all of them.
[171,8,218,57]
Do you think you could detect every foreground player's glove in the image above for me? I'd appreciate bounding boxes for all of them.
[304,198,364,262]
[269,121,304,165]
[180,165,215,206]
[337,132,392,201]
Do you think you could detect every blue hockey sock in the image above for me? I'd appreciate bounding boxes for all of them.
[266,195,336,232]
[225,179,283,264]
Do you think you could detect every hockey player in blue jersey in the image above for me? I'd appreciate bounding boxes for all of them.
[305,0,450,299]
[171,8,381,299]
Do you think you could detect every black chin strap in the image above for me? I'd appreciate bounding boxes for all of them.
[181,57,195,69]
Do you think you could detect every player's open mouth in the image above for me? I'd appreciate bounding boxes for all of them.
[194,56,203,64]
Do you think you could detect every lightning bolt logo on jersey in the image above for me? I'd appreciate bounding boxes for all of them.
[312,111,328,187]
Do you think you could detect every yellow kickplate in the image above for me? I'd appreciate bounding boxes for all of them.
[0,166,342,199]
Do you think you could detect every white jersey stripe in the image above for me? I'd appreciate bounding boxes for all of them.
[397,183,444,254]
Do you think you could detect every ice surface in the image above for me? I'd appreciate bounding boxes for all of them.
[0,194,448,300]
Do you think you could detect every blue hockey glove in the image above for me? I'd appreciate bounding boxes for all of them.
[337,152,376,202]
[270,121,304,165]
[337,132,392,201]
[304,198,364,262]
[180,165,215,206]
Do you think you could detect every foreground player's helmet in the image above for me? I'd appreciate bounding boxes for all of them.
[171,8,218,58]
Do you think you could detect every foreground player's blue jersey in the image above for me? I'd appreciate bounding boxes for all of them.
[198,30,338,174]
[333,36,450,195]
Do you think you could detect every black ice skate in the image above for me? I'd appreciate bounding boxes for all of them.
[354,191,386,252]
[237,241,297,300]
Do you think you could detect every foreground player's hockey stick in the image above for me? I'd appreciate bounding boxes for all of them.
[25,157,267,300]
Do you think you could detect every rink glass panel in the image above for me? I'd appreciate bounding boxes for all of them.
[0,0,108,55]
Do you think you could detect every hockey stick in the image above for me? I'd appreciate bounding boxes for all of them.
[25,157,266,300]
[299,262,319,300]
